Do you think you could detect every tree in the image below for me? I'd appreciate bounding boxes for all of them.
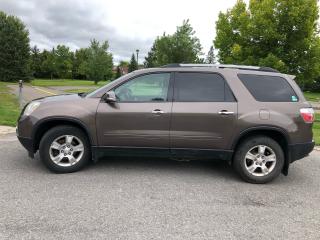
[206,46,216,64]
[214,0,320,88]
[144,19,203,67]
[55,45,73,79]
[40,48,57,79]
[170,19,203,63]
[144,44,158,68]
[128,53,138,72]
[119,61,129,68]
[32,46,75,79]
[117,60,129,77]
[73,48,89,79]
[86,39,113,84]
[30,45,42,78]
[0,11,30,82]
[115,66,122,79]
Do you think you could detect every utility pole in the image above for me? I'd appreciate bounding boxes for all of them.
[136,49,139,67]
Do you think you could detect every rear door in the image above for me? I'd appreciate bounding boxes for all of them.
[170,72,237,151]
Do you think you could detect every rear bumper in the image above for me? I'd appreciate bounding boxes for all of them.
[289,141,315,163]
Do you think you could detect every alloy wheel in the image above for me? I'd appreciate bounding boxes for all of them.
[49,135,84,167]
[244,145,277,177]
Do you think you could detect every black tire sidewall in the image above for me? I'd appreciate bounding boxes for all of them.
[39,126,91,173]
[233,136,284,184]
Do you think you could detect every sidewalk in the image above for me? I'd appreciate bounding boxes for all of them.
[311,101,320,111]
[0,126,15,135]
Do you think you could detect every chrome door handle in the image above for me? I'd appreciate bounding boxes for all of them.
[152,109,164,114]
[218,110,234,115]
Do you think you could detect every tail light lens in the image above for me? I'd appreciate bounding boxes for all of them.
[300,108,315,123]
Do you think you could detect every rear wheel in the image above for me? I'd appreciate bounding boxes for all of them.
[233,136,284,184]
[39,125,91,173]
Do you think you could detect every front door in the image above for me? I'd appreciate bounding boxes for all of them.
[170,72,237,151]
[96,72,172,148]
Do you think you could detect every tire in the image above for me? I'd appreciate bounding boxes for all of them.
[233,136,284,184]
[39,125,91,173]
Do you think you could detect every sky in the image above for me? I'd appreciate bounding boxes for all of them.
[0,0,248,64]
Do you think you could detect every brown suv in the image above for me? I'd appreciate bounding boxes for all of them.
[17,64,315,183]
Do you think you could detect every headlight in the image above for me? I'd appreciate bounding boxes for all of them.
[23,101,40,116]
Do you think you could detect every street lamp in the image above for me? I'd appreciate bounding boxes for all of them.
[136,49,139,67]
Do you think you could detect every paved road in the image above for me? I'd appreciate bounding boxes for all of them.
[8,85,63,105]
[0,134,320,240]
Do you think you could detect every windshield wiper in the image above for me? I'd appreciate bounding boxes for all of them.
[151,97,164,101]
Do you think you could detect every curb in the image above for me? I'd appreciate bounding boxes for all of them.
[314,146,320,151]
[0,126,16,135]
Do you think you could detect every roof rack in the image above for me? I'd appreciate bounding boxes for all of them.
[161,63,279,73]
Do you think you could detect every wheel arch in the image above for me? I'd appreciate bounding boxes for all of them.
[32,117,94,153]
[231,126,291,175]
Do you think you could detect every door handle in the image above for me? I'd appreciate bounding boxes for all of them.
[152,109,164,115]
[218,110,234,115]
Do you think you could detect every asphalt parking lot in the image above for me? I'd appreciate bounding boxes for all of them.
[1,134,320,240]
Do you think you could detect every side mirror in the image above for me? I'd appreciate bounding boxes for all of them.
[104,91,117,103]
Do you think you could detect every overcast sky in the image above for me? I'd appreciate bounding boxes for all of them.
[0,0,248,64]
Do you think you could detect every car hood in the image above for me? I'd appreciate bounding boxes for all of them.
[34,94,83,103]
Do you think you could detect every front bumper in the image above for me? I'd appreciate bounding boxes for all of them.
[289,141,315,163]
[17,128,35,158]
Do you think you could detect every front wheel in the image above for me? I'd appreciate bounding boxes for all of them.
[233,136,284,184]
[39,125,91,173]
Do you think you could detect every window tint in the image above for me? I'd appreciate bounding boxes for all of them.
[238,74,298,102]
[174,72,235,102]
[114,73,170,102]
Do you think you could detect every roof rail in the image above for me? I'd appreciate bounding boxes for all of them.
[161,63,279,73]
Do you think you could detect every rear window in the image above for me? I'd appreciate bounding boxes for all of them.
[238,74,298,102]
[174,72,235,102]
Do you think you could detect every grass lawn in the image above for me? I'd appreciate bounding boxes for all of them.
[31,79,109,87]
[313,113,320,145]
[0,82,20,126]
[304,91,320,102]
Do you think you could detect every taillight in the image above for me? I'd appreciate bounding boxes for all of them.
[300,108,315,123]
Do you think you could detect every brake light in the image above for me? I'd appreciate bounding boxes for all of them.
[300,108,315,123]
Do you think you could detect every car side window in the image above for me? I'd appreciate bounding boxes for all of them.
[238,74,298,102]
[174,72,235,102]
[114,73,171,102]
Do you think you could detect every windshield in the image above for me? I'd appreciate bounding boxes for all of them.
[86,73,134,98]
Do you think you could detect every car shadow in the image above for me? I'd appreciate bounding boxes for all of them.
[87,156,239,181]
[29,153,305,185]
[14,142,309,185]
[30,150,237,180]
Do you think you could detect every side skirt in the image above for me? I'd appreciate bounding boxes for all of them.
[91,146,233,162]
